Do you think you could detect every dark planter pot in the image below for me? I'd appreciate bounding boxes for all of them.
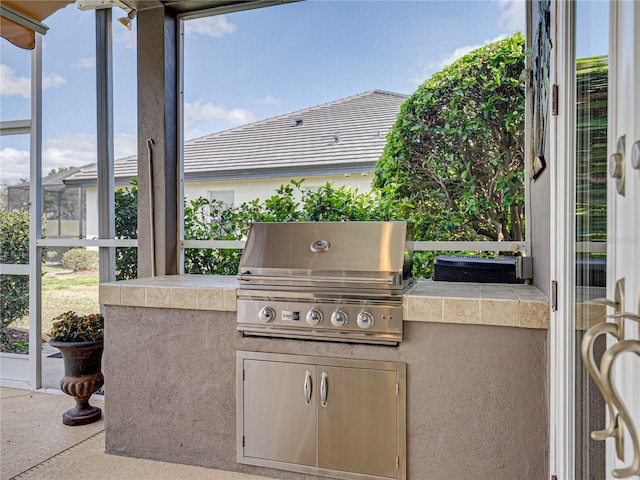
[48,339,104,426]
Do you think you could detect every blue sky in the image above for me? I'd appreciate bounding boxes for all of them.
[0,0,527,185]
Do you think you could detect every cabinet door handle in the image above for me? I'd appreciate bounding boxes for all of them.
[304,370,312,406]
[320,371,328,407]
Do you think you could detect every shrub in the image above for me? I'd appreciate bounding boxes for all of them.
[0,209,30,345]
[50,311,104,342]
[115,181,138,280]
[183,180,410,275]
[61,248,98,271]
[374,33,526,243]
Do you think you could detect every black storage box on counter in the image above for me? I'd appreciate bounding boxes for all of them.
[433,255,526,284]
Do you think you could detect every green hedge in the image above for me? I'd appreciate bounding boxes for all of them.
[0,210,30,344]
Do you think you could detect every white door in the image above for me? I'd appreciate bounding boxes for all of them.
[604,1,640,477]
[566,1,640,478]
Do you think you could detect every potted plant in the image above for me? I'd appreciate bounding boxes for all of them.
[49,311,104,426]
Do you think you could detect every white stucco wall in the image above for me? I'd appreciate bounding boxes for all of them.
[84,173,374,239]
[85,188,99,240]
[184,174,373,205]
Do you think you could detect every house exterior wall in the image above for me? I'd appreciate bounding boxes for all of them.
[530,170,551,296]
[184,174,373,205]
[86,188,99,239]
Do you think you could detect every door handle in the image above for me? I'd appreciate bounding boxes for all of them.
[631,139,640,170]
[304,370,312,406]
[607,312,640,322]
[588,278,626,336]
[591,298,621,308]
[581,321,622,440]
[590,279,625,311]
[600,339,640,478]
[608,135,626,195]
[581,278,627,441]
[320,371,328,407]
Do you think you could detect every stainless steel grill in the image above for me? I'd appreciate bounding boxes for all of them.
[236,221,413,345]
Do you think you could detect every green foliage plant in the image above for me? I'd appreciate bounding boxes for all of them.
[374,33,526,243]
[115,180,138,280]
[182,180,411,276]
[61,248,99,272]
[49,311,104,342]
[0,209,30,345]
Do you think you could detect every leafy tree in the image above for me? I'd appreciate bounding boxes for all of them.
[374,33,526,242]
[114,180,138,280]
[0,209,30,345]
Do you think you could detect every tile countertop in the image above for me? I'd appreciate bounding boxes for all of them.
[99,275,549,330]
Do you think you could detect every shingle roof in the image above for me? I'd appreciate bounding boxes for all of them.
[65,90,407,185]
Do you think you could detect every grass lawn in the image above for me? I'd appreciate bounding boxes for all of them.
[13,265,100,334]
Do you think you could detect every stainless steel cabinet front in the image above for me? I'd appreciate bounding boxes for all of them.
[317,366,399,478]
[242,359,317,466]
[237,351,406,480]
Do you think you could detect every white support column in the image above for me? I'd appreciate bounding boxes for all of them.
[549,0,577,477]
[28,33,43,390]
[96,8,115,284]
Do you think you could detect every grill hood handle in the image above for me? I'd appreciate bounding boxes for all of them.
[236,272,397,286]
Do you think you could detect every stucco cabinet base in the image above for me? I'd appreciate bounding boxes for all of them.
[103,280,548,480]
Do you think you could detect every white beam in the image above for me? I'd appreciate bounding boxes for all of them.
[0,120,31,136]
[28,34,43,390]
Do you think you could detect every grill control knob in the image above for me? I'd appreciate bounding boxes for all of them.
[258,306,276,323]
[356,312,374,329]
[331,310,348,327]
[306,309,323,326]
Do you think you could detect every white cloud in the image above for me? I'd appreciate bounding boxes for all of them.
[42,134,98,173]
[408,34,508,85]
[0,147,30,185]
[0,64,66,98]
[185,15,237,38]
[494,0,526,32]
[76,57,96,69]
[246,94,279,106]
[0,64,31,98]
[184,99,255,137]
[42,132,137,168]
[115,30,137,50]
[114,133,137,159]
[43,72,66,90]
[0,132,137,185]
[226,108,255,125]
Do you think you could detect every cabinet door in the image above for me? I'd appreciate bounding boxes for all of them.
[242,359,317,466]
[317,366,399,478]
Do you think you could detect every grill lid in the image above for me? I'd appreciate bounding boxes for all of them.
[237,221,413,292]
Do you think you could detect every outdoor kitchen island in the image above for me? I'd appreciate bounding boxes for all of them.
[99,274,549,480]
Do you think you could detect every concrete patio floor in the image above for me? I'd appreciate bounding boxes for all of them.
[0,387,275,480]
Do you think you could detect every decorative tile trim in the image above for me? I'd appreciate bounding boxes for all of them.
[100,276,549,329]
